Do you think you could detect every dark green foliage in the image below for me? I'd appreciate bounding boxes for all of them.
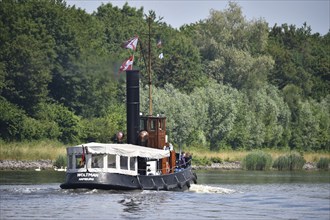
[242,151,272,170]
[273,152,306,170]
[0,97,26,141]
[316,158,329,170]
[80,104,126,143]
[0,0,328,153]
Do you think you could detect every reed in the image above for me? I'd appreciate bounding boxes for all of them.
[272,155,291,170]
[290,152,306,170]
[242,151,273,170]
[0,140,66,161]
[53,155,67,168]
[303,152,330,163]
[188,148,329,163]
[187,149,248,162]
[1,140,329,166]
[317,158,330,170]
[272,152,306,170]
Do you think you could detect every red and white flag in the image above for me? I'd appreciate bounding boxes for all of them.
[122,36,138,51]
[119,55,134,73]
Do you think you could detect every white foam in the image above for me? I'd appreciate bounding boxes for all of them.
[189,184,235,194]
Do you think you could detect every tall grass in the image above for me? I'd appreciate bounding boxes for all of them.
[187,149,248,163]
[53,155,67,168]
[1,140,329,168]
[188,148,329,164]
[272,152,306,170]
[317,158,330,170]
[242,151,273,170]
[0,140,66,161]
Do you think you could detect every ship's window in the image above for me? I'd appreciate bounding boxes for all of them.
[92,154,104,168]
[150,119,156,131]
[140,119,146,130]
[129,157,135,171]
[68,155,73,169]
[120,156,128,170]
[75,155,85,169]
[159,120,165,130]
[107,154,116,168]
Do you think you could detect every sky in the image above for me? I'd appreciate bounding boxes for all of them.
[66,0,329,35]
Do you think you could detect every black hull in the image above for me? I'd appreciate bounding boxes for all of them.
[60,167,197,191]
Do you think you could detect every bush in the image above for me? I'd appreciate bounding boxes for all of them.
[242,151,272,170]
[317,158,330,170]
[0,98,26,141]
[273,152,306,170]
[53,155,67,168]
[272,155,290,170]
[290,152,306,170]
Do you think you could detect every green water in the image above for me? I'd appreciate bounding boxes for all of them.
[0,170,65,184]
[196,169,330,184]
[0,169,329,185]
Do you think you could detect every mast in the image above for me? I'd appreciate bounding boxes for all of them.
[147,16,153,116]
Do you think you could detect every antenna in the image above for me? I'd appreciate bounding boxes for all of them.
[139,11,162,116]
[147,15,153,116]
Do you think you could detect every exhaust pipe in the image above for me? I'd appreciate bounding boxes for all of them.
[126,70,140,145]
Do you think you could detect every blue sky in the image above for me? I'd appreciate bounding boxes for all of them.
[67,0,329,35]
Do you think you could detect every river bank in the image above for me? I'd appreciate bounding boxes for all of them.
[193,161,318,170]
[0,160,54,170]
[0,160,318,171]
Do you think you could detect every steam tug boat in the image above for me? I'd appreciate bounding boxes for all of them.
[60,70,197,191]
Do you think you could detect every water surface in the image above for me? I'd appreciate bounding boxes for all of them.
[0,170,329,219]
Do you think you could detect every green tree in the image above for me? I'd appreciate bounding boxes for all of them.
[154,29,206,93]
[0,1,56,115]
[191,2,273,91]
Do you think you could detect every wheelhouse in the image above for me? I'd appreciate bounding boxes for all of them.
[140,115,166,149]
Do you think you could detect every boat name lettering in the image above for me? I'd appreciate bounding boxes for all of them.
[77,173,99,178]
[78,178,94,181]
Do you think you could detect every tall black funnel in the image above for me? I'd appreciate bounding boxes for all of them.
[126,70,140,145]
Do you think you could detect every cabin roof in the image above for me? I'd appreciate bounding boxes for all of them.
[67,142,170,159]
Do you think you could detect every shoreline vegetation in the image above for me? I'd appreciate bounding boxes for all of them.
[0,141,328,171]
[0,160,322,171]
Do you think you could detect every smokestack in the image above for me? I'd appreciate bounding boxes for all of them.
[126,70,140,145]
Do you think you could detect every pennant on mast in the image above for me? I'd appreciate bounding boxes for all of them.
[122,36,139,51]
[119,55,134,73]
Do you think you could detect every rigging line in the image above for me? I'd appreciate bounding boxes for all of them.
[139,41,148,73]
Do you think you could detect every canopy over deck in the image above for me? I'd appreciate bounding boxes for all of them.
[67,142,170,159]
